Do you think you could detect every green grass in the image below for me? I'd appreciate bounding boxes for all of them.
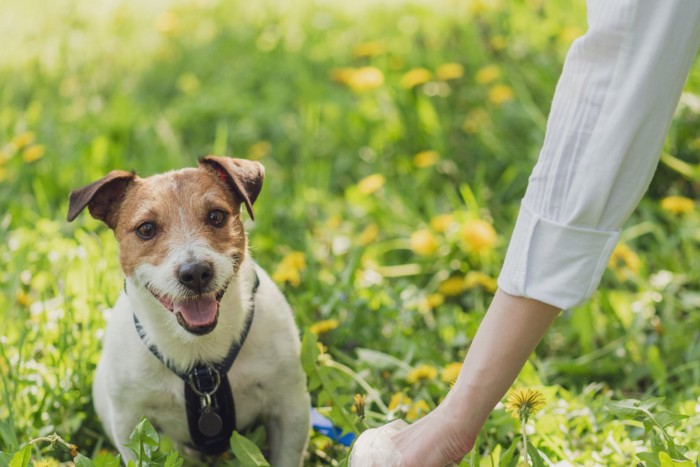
[2,0,700,465]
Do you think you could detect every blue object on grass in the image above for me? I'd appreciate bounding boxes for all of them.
[310,408,356,447]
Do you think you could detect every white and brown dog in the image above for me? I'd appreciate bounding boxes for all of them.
[67,156,310,466]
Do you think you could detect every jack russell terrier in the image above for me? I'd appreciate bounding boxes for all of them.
[67,156,310,466]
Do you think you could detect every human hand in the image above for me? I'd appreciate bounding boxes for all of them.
[349,402,474,467]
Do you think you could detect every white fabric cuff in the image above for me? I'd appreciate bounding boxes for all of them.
[498,203,620,310]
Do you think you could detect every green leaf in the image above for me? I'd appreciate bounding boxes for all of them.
[637,452,661,467]
[230,432,270,467]
[0,451,12,467]
[301,331,319,377]
[499,441,519,467]
[655,411,689,429]
[125,418,161,462]
[74,454,96,467]
[8,445,31,467]
[526,441,547,467]
[0,420,18,453]
[93,452,121,467]
[658,451,694,467]
[163,451,184,467]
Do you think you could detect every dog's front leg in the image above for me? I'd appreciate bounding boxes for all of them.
[265,398,311,467]
[106,408,142,464]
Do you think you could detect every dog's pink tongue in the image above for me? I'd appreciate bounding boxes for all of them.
[174,295,218,327]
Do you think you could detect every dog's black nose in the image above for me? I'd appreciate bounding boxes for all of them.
[178,261,213,291]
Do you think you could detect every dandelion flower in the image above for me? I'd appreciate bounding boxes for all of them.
[488,84,515,105]
[661,195,694,214]
[352,394,366,417]
[352,41,385,58]
[464,271,497,293]
[358,224,379,245]
[504,388,546,421]
[11,131,35,150]
[441,362,462,383]
[438,276,466,296]
[22,145,45,163]
[608,243,641,281]
[388,392,412,412]
[430,213,455,233]
[309,319,339,335]
[410,229,439,256]
[413,150,440,168]
[272,251,306,286]
[357,173,385,194]
[407,400,430,421]
[475,65,500,85]
[424,293,445,310]
[16,290,32,307]
[332,67,384,93]
[462,219,497,253]
[436,63,464,81]
[400,68,432,89]
[407,364,438,384]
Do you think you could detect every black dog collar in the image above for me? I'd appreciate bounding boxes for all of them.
[131,272,259,455]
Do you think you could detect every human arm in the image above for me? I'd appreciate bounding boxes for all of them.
[350,2,700,466]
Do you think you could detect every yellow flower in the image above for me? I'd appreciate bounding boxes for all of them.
[407,364,438,384]
[425,293,444,310]
[661,195,694,214]
[462,219,497,253]
[358,224,379,245]
[388,392,412,412]
[413,150,440,168]
[309,319,339,335]
[11,131,35,150]
[16,290,32,308]
[272,251,306,286]
[488,84,515,105]
[475,65,500,85]
[430,213,455,233]
[559,27,584,44]
[436,63,464,81]
[504,388,546,421]
[462,109,489,134]
[410,229,439,256]
[438,276,466,296]
[608,243,641,281]
[400,68,432,89]
[331,67,384,93]
[464,271,497,293]
[441,362,462,383]
[247,141,272,160]
[22,145,45,163]
[357,173,385,194]
[352,394,366,417]
[352,41,386,58]
[407,400,430,421]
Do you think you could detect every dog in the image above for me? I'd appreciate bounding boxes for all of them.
[67,156,310,466]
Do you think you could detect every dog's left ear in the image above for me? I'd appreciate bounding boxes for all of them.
[199,156,265,220]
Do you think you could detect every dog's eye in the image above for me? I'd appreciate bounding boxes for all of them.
[135,222,157,239]
[208,209,227,227]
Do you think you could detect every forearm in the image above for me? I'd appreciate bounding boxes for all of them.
[440,290,560,441]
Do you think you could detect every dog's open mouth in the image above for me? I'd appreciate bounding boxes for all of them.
[147,286,227,335]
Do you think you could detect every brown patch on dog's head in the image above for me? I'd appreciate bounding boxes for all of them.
[67,157,265,277]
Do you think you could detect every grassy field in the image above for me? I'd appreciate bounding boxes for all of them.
[2,0,700,465]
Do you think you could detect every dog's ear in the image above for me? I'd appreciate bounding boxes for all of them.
[199,156,265,220]
[67,170,136,227]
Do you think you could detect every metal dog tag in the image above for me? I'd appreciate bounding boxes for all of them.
[198,407,223,437]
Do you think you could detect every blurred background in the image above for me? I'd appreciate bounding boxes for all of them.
[2,0,700,464]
